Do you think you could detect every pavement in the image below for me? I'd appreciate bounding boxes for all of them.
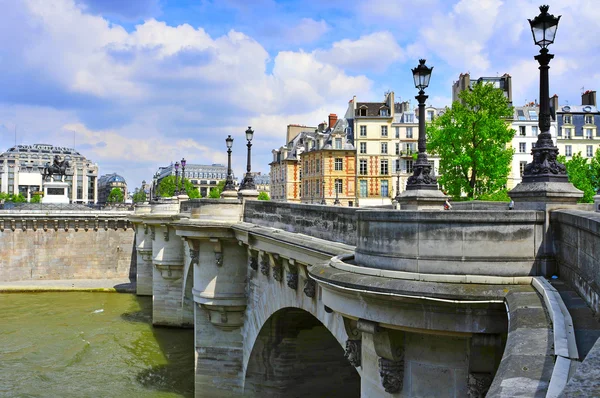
[0,278,136,293]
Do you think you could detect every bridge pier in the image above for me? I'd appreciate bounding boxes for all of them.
[131,204,153,296]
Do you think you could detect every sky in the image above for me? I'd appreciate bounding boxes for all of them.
[1,0,599,189]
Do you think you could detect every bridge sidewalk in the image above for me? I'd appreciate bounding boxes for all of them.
[0,278,136,293]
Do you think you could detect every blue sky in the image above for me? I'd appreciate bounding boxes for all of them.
[1,0,598,189]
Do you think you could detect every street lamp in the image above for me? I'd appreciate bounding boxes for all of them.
[334,180,341,205]
[239,126,256,190]
[223,135,236,192]
[522,4,567,183]
[180,158,186,195]
[406,59,438,191]
[321,180,326,205]
[174,161,180,196]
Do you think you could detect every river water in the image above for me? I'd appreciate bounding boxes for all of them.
[0,292,194,398]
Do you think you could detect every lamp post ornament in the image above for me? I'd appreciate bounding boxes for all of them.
[223,135,236,192]
[181,157,186,195]
[522,4,567,182]
[239,126,256,190]
[406,59,438,190]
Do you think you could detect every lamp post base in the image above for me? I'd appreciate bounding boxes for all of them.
[237,189,259,201]
[396,188,447,211]
[509,181,583,210]
[221,190,238,200]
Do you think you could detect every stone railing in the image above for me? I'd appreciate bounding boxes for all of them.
[551,209,600,314]
[243,201,358,246]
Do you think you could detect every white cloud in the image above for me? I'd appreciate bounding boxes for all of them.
[284,18,329,44]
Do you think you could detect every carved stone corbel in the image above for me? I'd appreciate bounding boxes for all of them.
[94,218,99,231]
[33,220,37,231]
[54,219,59,231]
[343,318,362,367]
[467,373,493,398]
[11,219,16,231]
[84,220,89,232]
[303,278,316,298]
[210,238,222,267]
[371,327,405,394]
[286,260,298,290]
[0,219,4,232]
[379,357,404,394]
[104,219,109,230]
[143,223,148,235]
[113,220,119,230]
[260,252,269,276]
[189,244,199,267]
[21,219,27,231]
[64,219,69,232]
[269,253,282,281]
[249,255,258,271]
[74,219,79,232]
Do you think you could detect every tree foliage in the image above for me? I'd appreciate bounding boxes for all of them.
[132,189,147,203]
[157,175,200,198]
[257,191,270,200]
[428,82,515,199]
[30,194,42,203]
[107,188,124,203]
[558,152,597,203]
[0,192,26,203]
[208,188,221,198]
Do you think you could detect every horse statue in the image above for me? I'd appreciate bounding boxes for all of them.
[41,155,70,181]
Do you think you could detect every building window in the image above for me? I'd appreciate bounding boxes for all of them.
[563,115,572,124]
[360,126,367,137]
[565,145,572,157]
[304,160,309,173]
[395,127,400,138]
[335,138,342,149]
[395,143,400,155]
[316,159,320,172]
[564,128,572,138]
[381,126,388,137]
[395,159,401,172]
[586,128,593,139]
[360,108,367,116]
[406,127,413,138]
[587,145,593,157]
[316,181,320,194]
[360,142,367,154]
[585,115,593,124]
[532,126,539,136]
[426,110,434,121]
[380,159,388,175]
[335,158,343,171]
[335,179,343,193]
[380,109,389,116]
[359,180,368,197]
[519,142,526,153]
[381,142,388,154]
[381,180,389,197]
[359,159,368,175]
[519,126,526,136]
[405,143,414,154]
[520,161,527,176]
[405,160,414,173]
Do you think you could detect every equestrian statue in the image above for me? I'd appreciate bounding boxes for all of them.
[41,155,70,181]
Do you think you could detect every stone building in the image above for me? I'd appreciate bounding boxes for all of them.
[554,91,600,162]
[97,173,127,204]
[0,143,98,203]
[452,72,512,104]
[270,126,317,202]
[300,115,356,206]
[155,163,230,198]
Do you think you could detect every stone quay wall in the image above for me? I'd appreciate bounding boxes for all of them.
[551,209,600,314]
[243,201,358,246]
[0,213,135,281]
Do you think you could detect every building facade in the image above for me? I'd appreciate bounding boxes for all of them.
[98,173,127,204]
[452,72,512,104]
[0,144,98,203]
[300,117,356,206]
[156,163,230,198]
[554,91,600,162]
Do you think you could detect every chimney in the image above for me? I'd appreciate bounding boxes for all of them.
[549,94,559,120]
[582,90,596,106]
[328,113,338,129]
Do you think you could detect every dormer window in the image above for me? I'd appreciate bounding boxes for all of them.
[335,138,342,149]
[380,109,389,116]
[359,108,367,116]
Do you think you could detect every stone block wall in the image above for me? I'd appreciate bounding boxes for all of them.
[551,210,600,314]
[0,215,134,281]
[243,201,358,246]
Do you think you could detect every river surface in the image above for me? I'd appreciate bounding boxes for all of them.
[0,292,194,398]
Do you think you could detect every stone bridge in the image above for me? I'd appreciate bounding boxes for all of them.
[128,198,600,397]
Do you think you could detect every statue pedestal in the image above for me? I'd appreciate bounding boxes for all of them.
[397,188,447,210]
[42,181,69,204]
[509,181,583,210]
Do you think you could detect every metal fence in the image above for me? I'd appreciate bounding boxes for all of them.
[0,202,135,212]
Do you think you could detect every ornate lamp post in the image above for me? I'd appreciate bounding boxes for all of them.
[239,126,256,191]
[394,150,403,203]
[180,158,186,195]
[521,5,566,183]
[174,161,180,196]
[334,180,341,205]
[223,135,236,192]
[406,59,438,191]
[321,180,326,205]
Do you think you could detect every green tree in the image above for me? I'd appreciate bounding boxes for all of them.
[30,194,42,203]
[558,153,595,203]
[107,188,124,203]
[0,192,26,203]
[428,82,514,199]
[157,175,200,198]
[132,189,147,203]
[591,148,600,192]
[208,187,221,198]
[257,191,270,200]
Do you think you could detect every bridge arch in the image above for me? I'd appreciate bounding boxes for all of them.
[244,307,360,397]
